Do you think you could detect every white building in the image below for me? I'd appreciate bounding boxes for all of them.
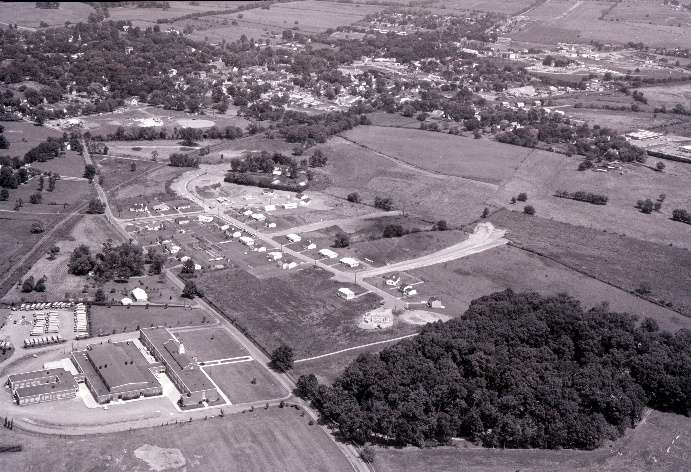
[340,257,360,267]
[198,215,213,223]
[319,248,338,259]
[131,288,148,302]
[338,288,355,300]
[286,233,301,243]
[239,236,255,246]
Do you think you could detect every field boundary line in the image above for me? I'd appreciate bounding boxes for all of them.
[338,134,498,188]
[295,334,418,363]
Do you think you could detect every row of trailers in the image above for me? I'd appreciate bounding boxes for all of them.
[30,312,59,336]
[17,301,73,311]
[74,303,87,333]
[24,334,65,348]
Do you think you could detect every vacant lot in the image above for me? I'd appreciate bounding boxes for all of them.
[205,361,287,404]
[492,148,691,249]
[176,327,250,362]
[90,305,210,336]
[376,409,689,472]
[199,266,418,358]
[0,407,352,472]
[342,126,529,185]
[0,2,94,28]
[489,210,691,318]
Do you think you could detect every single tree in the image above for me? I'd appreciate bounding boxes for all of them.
[34,276,47,292]
[87,198,106,214]
[383,224,405,238]
[517,192,528,202]
[182,280,203,299]
[334,232,350,248]
[434,220,448,231]
[360,446,376,464]
[481,207,490,218]
[130,162,137,172]
[656,161,665,171]
[270,344,294,372]
[83,164,97,181]
[295,373,319,400]
[346,192,361,204]
[29,192,43,204]
[524,205,536,215]
[94,288,107,304]
[181,258,196,275]
[48,245,60,259]
[0,188,9,201]
[21,276,35,293]
[31,221,45,233]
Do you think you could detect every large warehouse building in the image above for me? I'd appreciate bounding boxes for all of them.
[71,340,163,404]
[139,327,222,407]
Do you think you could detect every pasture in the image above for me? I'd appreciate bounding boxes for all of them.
[491,148,691,249]
[510,0,691,48]
[0,407,353,472]
[341,126,528,185]
[176,327,250,362]
[0,2,94,29]
[375,409,690,472]
[90,305,210,336]
[0,121,62,157]
[204,361,287,404]
[198,266,418,358]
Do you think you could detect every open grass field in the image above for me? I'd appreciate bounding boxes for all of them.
[0,179,92,214]
[319,136,497,227]
[342,126,530,185]
[410,243,691,334]
[29,151,86,178]
[93,156,165,195]
[175,327,250,362]
[510,0,691,48]
[90,305,210,336]
[110,164,188,203]
[491,151,691,249]
[488,210,691,318]
[198,266,419,358]
[0,121,62,157]
[375,409,690,472]
[204,361,288,404]
[106,1,254,24]
[436,0,533,15]
[0,2,94,29]
[0,407,353,472]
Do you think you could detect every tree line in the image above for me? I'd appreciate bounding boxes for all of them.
[297,290,690,450]
[555,190,609,205]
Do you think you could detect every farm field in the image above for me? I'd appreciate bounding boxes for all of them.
[0,407,353,472]
[0,179,92,214]
[341,126,530,185]
[29,151,86,178]
[198,266,419,358]
[492,146,691,249]
[106,1,254,24]
[204,361,288,404]
[488,210,691,318]
[375,409,689,472]
[0,121,62,157]
[510,0,691,48]
[175,327,250,362]
[0,2,94,29]
[319,136,497,227]
[89,305,210,336]
[410,243,691,334]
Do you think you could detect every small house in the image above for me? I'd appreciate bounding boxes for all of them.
[302,241,316,250]
[265,221,277,229]
[282,261,298,270]
[268,251,283,261]
[239,236,254,246]
[319,248,338,259]
[338,288,355,300]
[385,275,401,286]
[198,215,213,223]
[428,297,442,308]
[232,231,242,238]
[286,233,302,243]
[152,203,169,212]
[121,297,133,306]
[264,205,276,212]
[251,213,266,221]
[340,257,360,268]
[282,202,298,209]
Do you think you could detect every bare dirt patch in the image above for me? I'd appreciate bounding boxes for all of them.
[134,444,186,472]
[358,307,394,330]
[400,310,451,325]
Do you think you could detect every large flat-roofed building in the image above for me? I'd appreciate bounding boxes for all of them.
[7,368,79,406]
[71,340,163,404]
[139,327,222,407]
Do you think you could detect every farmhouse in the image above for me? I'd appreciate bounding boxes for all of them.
[131,288,148,302]
[139,327,221,407]
[338,288,355,300]
[319,248,339,259]
[7,368,79,406]
[70,341,163,404]
[340,257,360,267]
[286,233,302,243]
[385,275,401,286]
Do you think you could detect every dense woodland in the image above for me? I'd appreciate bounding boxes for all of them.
[298,291,690,450]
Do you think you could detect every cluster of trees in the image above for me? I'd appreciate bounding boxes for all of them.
[635,196,663,214]
[97,125,243,142]
[87,198,106,214]
[671,209,691,224]
[230,151,296,174]
[555,190,609,205]
[374,196,394,211]
[298,291,690,450]
[224,172,306,193]
[169,153,201,168]
[21,275,47,293]
[68,241,144,282]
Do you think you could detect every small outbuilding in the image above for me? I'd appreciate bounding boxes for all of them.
[131,288,148,302]
[286,233,301,243]
[121,297,133,306]
[340,257,360,268]
[338,288,355,300]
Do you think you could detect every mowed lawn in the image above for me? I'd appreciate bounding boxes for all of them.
[90,305,210,335]
[176,327,250,362]
[341,126,530,184]
[375,409,690,472]
[198,266,419,358]
[1,408,353,472]
[205,361,288,404]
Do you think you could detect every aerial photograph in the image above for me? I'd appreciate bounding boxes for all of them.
[0,1,689,471]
